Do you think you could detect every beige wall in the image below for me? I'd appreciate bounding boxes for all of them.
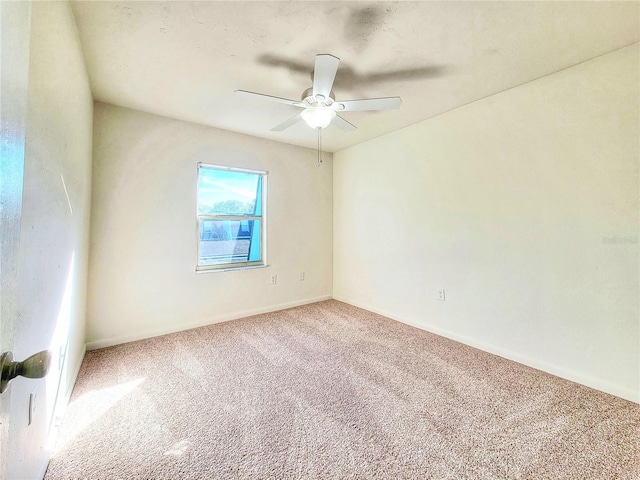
[87,104,333,348]
[10,2,93,478]
[333,44,639,402]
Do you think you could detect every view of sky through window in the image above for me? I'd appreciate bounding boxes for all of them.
[198,168,259,215]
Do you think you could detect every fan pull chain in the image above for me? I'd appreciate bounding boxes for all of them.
[317,128,323,167]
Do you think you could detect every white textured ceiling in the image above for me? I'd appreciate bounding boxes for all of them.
[71,1,639,153]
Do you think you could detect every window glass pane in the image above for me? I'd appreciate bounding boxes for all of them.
[199,219,261,266]
[198,167,260,215]
[248,219,261,261]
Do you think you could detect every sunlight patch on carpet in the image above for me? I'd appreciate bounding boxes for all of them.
[52,377,146,455]
[164,439,191,456]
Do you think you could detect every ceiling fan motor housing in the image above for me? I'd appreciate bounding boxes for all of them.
[301,87,341,108]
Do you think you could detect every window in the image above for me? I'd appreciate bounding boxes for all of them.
[197,164,266,271]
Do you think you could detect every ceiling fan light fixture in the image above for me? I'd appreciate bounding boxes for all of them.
[301,105,336,129]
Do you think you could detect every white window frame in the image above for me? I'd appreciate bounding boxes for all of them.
[196,163,267,272]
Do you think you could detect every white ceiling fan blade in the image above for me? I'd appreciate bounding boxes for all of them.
[312,54,340,99]
[332,115,357,132]
[271,113,303,131]
[235,90,305,107]
[334,97,402,112]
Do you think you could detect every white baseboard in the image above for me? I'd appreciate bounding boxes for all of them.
[332,295,639,404]
[66,343,86,401]
[38,344,87,480]
[37,456,50,480]
[86,295,333,351]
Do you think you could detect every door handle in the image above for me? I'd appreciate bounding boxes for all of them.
[0,350,51,394]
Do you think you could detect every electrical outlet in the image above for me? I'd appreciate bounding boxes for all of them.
[438,289,446,301]
[270,274,277,285]
[299,272,305,281]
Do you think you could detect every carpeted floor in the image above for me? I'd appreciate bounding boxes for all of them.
[46,300,639,479]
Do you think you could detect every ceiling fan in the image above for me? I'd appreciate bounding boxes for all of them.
[235,54,401,132]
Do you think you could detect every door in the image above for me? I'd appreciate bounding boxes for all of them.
[1,2,51,479]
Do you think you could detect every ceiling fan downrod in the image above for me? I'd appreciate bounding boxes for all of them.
[317,127,323,167]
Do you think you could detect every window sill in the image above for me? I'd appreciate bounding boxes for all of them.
[195,264,269,274]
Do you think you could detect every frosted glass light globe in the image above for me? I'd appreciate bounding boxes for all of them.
[301,106,336,129]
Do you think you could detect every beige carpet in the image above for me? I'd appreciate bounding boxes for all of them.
[46,300,639,479]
